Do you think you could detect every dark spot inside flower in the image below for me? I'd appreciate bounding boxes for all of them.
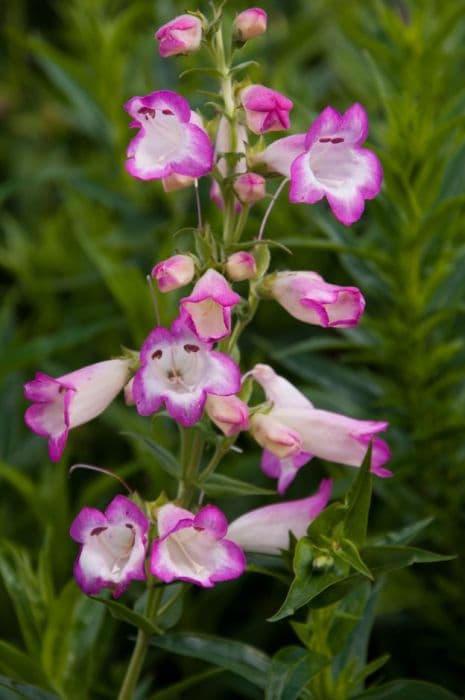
[162,109,174,115]
[152,349,163,359]
[167,370,176,380]
[193,526,204,531]
[184,344,199,353]
[319,137,331,143]
[125,523,134,530]
[331,137,344,144]
[90,526,108,536]
[58,386,66,393]
[138,107,156,120]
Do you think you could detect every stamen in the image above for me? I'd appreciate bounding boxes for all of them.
[331,137,344,144]
[152,349,163,359]
[184,344,200,353]
[138,107,156,120]
[162,109,174,115]
[91,526,108,536]
[319,137,331,143]
[58,386,66,394]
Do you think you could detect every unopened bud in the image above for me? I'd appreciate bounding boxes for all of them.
[155,14,202,58]
[226,251,257,282]
[152,254,195,293]
[234,8,267,42]
[233,172,266,204]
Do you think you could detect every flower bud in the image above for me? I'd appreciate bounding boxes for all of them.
[155,14,202,58]
[241,85,293,135]
[233,173,266,204]
[262,271,365,328]
[151,254,195,293]
[205,395,250,436]
[234,8,267,42]
[225,251,257,282]
[162,173,195,192]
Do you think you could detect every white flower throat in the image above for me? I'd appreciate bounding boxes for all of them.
[151,342,206,393]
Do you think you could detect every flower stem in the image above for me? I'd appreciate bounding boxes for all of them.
[117,584,163,700]
[257,178,289,241]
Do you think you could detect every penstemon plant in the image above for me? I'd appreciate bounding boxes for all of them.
[19,4,454,700]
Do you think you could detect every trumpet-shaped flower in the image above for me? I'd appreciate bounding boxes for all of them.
[289,103,383,225]
[180,269,241,343]
[262,271,365,327]
[241,85,293,135]
[228,479,332,554]
[234,8,267,41]
[150,503,246,587]
[133,318,240,426]
[155,14,202,58]
[250,364,392,479]
[24,360,130,462]
[125,90,213,181]
[70,495,148,598]
[152,254,195,293]
[205,394,250,436]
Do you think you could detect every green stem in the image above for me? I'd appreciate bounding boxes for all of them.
[226,292,259,354]
[117,584,163,700]
[198,439,233,484]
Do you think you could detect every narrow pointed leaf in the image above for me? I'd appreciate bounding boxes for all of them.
[265,646,328,700]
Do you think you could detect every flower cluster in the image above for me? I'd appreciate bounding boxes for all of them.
[23,5,390,603]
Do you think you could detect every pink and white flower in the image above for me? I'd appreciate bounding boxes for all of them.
[125,90,213,181]
[252,134,306,177]
[133,318,240,426]
[241,85,293,135]
[261,449,313,495]
[233,173,266,204]
[210,116,248,210]
[289,103,383,225]
[234,8,267,41]
[226,251,257,282]
[205,394,250,436]
[250,412,303,458]
[70,495,148,598]
[155,14,202,58]
[262,271,365,327]
[180,269,241,343]
[24,359,130,462]
[150,503,246,587]
[228,479,332,554]
[152,254,195,293]
[250,364,392,479]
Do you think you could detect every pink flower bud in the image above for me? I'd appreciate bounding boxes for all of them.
[162,173,195,192]
[152,254,195,293]
[250,412,302,458]
[241,85,293,135]
[234,8,267,42]
[225,251,257,282]
[155,14,202,58]
[205,395,250,436]
[263,271,365,328]
[233,173,266,204]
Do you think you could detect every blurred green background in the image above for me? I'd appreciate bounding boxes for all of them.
[1,0,465,697]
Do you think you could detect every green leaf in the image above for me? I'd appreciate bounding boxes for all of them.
[353,679,459,699]
[344,445,373,546]
[265,646,328,700]
[0,642,49,688]
[369,517,434,546]
[122,432,181,478]
[154,584,184,631]
[0,675,59,700]
[361,545,455,572]
[151,633,270,688]
[334,539,373,580]
[93,596,160,635]
[269,566,349,622]
[197,473,276,497]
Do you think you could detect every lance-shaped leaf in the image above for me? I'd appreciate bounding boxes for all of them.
[265,646,328,700]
